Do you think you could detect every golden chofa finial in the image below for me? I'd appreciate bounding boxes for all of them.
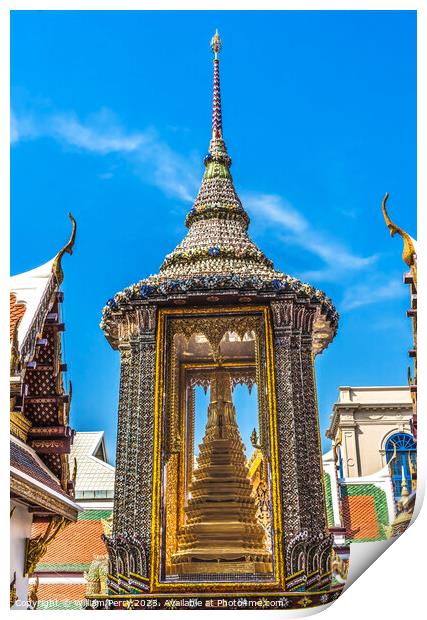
[52,213,77,286]
[381,193,417,271]
[210,29,222,58]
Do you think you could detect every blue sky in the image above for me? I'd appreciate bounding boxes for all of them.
[11,10,416,463]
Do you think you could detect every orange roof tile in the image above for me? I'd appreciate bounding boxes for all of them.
[342,495,380,540]
[37,582,86,602]
[32,519,108,566]
[10,293,26,341]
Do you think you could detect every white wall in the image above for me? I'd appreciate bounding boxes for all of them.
[10,500,33,609]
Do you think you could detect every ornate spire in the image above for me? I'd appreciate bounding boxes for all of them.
[151,31,284,282]
[102,33,339,359]
[211,29,223,139]
[183,31,249,231]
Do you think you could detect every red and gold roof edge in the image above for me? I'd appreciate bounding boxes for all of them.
[10,214,78,505]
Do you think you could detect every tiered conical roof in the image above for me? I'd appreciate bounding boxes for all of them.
[170,368,272,577]
[148,30,283,284]
[101,32,339,356]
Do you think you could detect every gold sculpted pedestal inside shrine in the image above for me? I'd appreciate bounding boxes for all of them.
[170,366,272,577]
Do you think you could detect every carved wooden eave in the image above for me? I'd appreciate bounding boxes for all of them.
[10,469,79,522]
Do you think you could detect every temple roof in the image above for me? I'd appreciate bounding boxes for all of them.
[10,435,80,520]
[11,436,73,500]
[10,214,77,492]
[148,30,282,284]
[69,432,115,496]
[10,214,76,363]
[101,32,339,354]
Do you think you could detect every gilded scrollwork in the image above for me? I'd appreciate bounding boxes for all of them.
[171,314,261,360]
[116,307,157,343]
[25,516,70,576]
[28,576,40,609]
[10,572,17,608]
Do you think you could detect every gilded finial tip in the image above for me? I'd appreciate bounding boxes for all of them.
[210,29,222,57]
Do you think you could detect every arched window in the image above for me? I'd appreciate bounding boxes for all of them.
[385,432,416,499]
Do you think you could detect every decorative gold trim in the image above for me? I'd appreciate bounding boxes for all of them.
[129,572,149,582]
[183,361,256,369]
[10,572,17,608]
[10,473,78,521]
[150,306,284,593]
[28,576,39,609]
[264,305,285,588]
[52,213,77,286]
[248,449,263,478]
[10,321,21,375]
[331,550,348,581]
[10,410,32,442]
[285,569,305,581]
[25,516,70,576]
[87,586,344,600]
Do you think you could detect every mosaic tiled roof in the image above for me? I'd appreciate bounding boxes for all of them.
[107,32,284,291]
[35,583,86,609]
[10,436,72,500]
[341,484,389,542]
[10,293,26,342]
[10,214,76,363]
[150,29,274,283]
[33,509,111,571]
[69,432,115,494]
[101,32,338,352]
[10,214,78,498]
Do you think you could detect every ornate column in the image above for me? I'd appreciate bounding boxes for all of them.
[105,306,157,591]
[271,299,331,590]
[133,313,157,570]
[112,342,132,536]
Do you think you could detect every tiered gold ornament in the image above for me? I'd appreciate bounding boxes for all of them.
[171,367,272,577]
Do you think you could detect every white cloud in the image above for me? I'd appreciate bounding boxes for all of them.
[11,107,199,203]
[340,279,406,311]
[10,109,37,144]
[243,192,378,282]
[50,111,147,153]
[10,110,19,143]
[244,193,307,233]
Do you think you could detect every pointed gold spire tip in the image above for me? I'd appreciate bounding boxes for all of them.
[210,29,222,58]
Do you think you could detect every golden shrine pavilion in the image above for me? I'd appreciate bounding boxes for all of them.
[97,31,340,606]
